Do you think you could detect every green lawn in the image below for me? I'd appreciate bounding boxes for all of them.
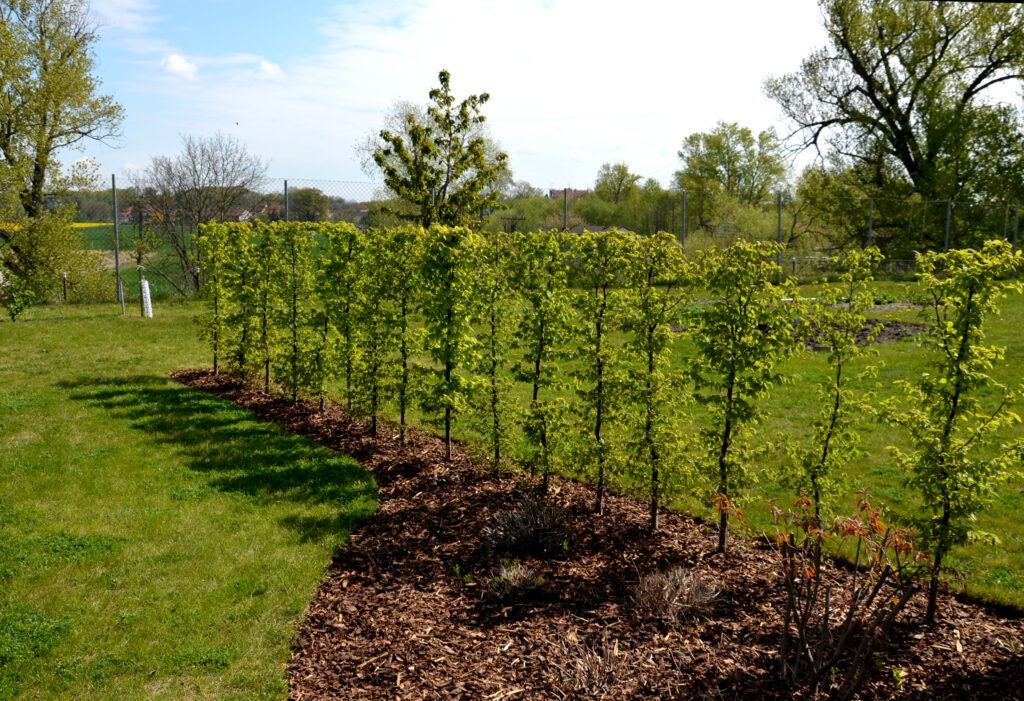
[0,304,377,699]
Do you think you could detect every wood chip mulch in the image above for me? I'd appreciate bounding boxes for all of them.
[173,368,1024,700]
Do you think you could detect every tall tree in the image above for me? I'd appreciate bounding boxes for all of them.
[371,70,509,227]
[765,0,1024,202]
[0,0,122,287]
[140,132,267,293]
[0,0,122,219]
[674,122,786,206]
[594,163,641,204]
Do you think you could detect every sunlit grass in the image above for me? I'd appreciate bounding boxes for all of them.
[0,305,377,699]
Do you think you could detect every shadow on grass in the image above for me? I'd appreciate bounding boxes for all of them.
[55,374,377,543]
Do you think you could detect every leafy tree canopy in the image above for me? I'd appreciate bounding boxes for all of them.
[674,121,786,205]
[368,71,510,227]
[765,0,1024,202]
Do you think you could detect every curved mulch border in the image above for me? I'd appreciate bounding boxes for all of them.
[173,369,1024,700]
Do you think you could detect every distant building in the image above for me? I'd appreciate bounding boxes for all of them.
[117,205,159,225]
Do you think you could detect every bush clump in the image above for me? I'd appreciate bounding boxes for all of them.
[487,559,545,599]
[483,494,569,557]
[633,566,719,626]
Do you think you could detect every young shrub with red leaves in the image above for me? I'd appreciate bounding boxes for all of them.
[772,490,928,700]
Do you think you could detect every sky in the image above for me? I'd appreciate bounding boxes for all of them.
[79,0,830,192]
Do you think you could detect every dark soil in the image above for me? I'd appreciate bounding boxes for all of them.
[803,319,929,351]
[173,368,1024,700]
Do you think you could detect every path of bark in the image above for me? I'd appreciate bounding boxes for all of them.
[173,369,1024,699]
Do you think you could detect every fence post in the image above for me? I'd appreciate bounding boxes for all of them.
[563,187,568,231]
[111,174,125,315]
[944,198,952,252]
[867,196,874,247]
[284,179,289,222]
[1013,202,1020,280]
[681,189,687,249]
[776,192,782,283]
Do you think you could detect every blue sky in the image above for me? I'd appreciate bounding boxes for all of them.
[80,0,832,191]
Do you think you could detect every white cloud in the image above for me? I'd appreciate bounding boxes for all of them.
[256,60,284,80]
[160,54,197,80]
[91,0,159,33]
[79,0,833,187]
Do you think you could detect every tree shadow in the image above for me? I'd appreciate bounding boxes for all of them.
[55,374,377,542]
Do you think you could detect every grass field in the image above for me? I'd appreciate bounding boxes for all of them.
[0,305,377,699]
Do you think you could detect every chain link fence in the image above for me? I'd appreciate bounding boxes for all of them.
[77,177,1020,302]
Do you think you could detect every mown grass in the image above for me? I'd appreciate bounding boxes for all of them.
[0,305,377,699]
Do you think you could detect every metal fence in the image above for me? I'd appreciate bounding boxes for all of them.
[90,175,1020,303]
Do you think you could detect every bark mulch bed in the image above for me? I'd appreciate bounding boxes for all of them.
[173,368,1024,700]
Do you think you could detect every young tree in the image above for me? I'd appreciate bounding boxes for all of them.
[322,223,365,413]
[688,241,801,553]
[512,228,574,494]
[223,229,259,378]
[357,229,400,436]
[881,241,1024,624]
[196,222,249,375]
[381,226,424,444]
[251,222,283,393]
[790,247,883,522]
[469,229,518,469]
[621,232,689,530]
[371,70,509,227]
[571,228,632,514]
[419,225,479,460]
[274,222,316,402]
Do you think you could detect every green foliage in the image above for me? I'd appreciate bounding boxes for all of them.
[789,247,883,519]
[356,229,401,435]
[621,231,689,530]
[688,240,801,552]
[321,223,365,412]
[881,240,1024,622]
[273,222,317,401]
[0,0,122,221]
[379,225,424,443]
[765,0,1024,209]
[288,187,330,222]
[468,229,518,468]
[1,207,96,301]
[373,70,509,227]
[675,121,786,207]
[569,228,633,512]
[419,225,480,459]
[1,270,36,321]
[251,221,284,392]
[593,163,641,204]
[196,222,248,374]
[222,226,259,378]
[511,229,575,493]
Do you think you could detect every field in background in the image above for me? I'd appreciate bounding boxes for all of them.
[0,305,377,699]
